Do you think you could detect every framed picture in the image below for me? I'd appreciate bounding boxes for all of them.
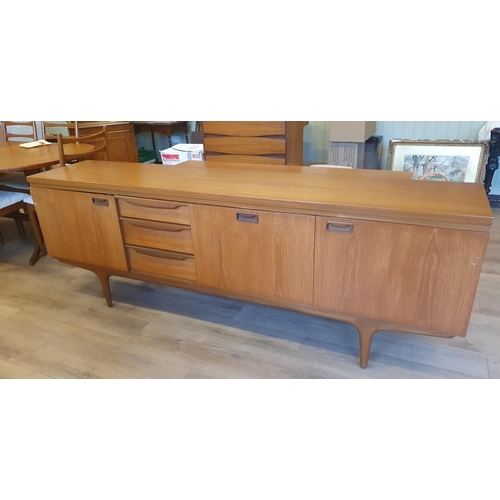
[387,139,490,183]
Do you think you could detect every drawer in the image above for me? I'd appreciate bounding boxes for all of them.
[203,136,286,156]
[121,219,194,254]
[117,197,190,225]
[126,246,196,281]
[202,121,286,137]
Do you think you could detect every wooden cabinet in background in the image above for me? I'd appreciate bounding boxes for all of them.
[70,122,139,163]
[201,121,308,165]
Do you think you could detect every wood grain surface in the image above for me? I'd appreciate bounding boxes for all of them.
[27,160,493,229]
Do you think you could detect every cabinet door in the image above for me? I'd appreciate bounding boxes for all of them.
[106,123,139,162]
[190,205,315,305]
[31,187,128,271]
[314,217,489,335]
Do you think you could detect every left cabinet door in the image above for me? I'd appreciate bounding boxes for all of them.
[31,187,128,271]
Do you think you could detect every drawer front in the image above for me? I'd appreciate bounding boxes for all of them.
[202,121,285,137]
[117,197,190,225]
[204,154,286,165]
[121,219,194,254]
[204,136,286,156]
[127,246,196,281]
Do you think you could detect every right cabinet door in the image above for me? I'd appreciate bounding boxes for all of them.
[314,216,489,335]
[190,204,315,305]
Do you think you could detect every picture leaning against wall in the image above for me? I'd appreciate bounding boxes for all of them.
[387,139,490,183]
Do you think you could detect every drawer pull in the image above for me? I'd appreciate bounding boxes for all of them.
[125,219,190,232]
[123,199,187,210]
[327,222,353,234]
[237,213,259,223]
[130,247,194,261]
[92,197,109,207]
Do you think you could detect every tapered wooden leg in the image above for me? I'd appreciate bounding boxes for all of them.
[13,213,26,235]
[24,203,47,266]
[354,319,379,368]
[94,269,113,307]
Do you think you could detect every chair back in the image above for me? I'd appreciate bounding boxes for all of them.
[57,126,109,165]
[1,121,38,142]
[42,121,78,142]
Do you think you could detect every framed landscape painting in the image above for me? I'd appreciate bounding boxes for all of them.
[387,139,490,182]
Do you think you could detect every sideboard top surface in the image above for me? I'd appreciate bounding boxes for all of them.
[28,160,493,229]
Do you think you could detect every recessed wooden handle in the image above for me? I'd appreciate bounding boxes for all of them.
[130,246,194,261]
[236,213,259,223]
[124,219,190,232]
[123,198,187,210]
[92,197,109,207]
[326,222,353,234]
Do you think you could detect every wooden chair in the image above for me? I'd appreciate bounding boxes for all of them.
[0,121,39,192]
[1,121,38,142]
[56,126,109,165]
[41,121,78,142]
[0,172,31,193]
[22,195,47,265]
[420,172,450,181]
[0,190,27,245]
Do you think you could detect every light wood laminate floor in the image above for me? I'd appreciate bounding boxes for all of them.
[1,209,500,379]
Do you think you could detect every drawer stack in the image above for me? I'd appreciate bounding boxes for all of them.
[117,196,196,281]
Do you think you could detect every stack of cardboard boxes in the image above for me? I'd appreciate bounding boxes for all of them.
[327,121,380,169]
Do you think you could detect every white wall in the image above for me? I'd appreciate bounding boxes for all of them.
[303,121,500,193]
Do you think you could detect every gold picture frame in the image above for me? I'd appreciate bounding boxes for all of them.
[387,139,490,183]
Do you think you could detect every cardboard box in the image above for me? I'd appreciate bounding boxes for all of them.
[329,121,376,143]
[328,142,365,169]
[160,144,204,165]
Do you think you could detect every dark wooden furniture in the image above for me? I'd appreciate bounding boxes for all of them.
[484,128,500,198]
[134,122,190,149]
[201,121,308,165]
[28,161,492,368]
[69,122,139,163]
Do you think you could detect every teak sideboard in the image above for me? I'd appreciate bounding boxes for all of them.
[28,161,493,368]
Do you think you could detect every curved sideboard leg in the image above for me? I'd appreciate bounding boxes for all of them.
[353,318,380,368]
[94,268,113,307]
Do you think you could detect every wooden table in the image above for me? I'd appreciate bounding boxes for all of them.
[0,139,95,174]
[27,161,493,368]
